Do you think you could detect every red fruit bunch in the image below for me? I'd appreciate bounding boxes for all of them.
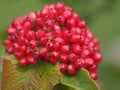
[3,2,102,80]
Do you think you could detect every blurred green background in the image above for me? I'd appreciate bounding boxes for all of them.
[0,0,120,90]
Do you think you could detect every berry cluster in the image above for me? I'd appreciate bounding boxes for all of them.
[3,2,102,80]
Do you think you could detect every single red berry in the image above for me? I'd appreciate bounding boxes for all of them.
[18,36,26,45]
[56,1,65,14]
[72,13,79,21]
[78,21,86,28]
[62,30,71,40]
[6,47,14,54]
[36,29,45,39]
[72,44,81,55]
[40,37,48,45]
[28,12,36,22]
[26,49,35,56]
[12,17,22,27]
[53,25,62,37]
[45,20,54,29]
[70,34,81,43]
[46,42,54,50]
[27,57,36,64]
[20,58,27,66]
[92,53,102,63]
[81,49,91,58]
[20,45,27,52]
[3,39,11,47]
[88,64,97,72]
[61,45,69,54]
[66,18,76,28]
[26,31,35,40]
[62,9,72,19]
[67,64,76,75]
[54,37,65,45]
[73,58,82,69]
[56,15,65,24]
[23,21,31,31]
[13,43,20,51]
[60,54,68,63]
[50,57,57,65]
[7,27,16,35]
[59,63,67,72]
[89,72,97,80]
[84,58,94,67]
[29,40,37,49]
[51,51,60,58]
[14,51,23,59]
[36,17,45,26]
[68,53,77,62]
[40,48,48,56]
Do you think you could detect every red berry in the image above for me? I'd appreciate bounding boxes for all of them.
[14,51,23,59]
[40,37,48,45]
[3,39,11,47]
[7,27,16,35]
[59,63,67,72]
[60,54,68,63]
[45,20,54,29]
[81,49,90,58]
[28,12,36,22]
[40,48,48,56]
[78,21,86,28]
[72,44,81,55]
[85,58,94,67]
[89,72,97,80]
[36,29,45,39]
[50,57,57,65]
[62,9,72,19]
[88,64,97,72]
[27,57,36,64]
[73,58,82,69]
[72,13,79,21]
[70,34,81,43]
[46,42,54,50]
[23,21,31,31]
[13,43,20,51]
[56,15,65,24]
[20,58,27,66]
[26,31,35,40]
[56,2,65,14]
[36,17,44,26]
[68,53,77,62]
[67,64,76,75]
[51,51,60,58]
[61,45,69,54]
[66,18,76,28]
[92,53,102,63]
[29,40,37,49]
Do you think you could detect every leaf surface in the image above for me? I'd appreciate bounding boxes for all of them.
[61,68,99,90]
[1,54,60,90]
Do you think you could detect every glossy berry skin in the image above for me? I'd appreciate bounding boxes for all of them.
[20,58,27,66]
[3,1,102,80]
[89,72,97,80]
[27,57,36,64]
[73,58,82,69]
[59,63,67,72]
[68,64,76,75]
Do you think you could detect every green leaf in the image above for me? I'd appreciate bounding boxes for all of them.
[53,83,76,90]
[61,69,99,90]
[1,54,60,90]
